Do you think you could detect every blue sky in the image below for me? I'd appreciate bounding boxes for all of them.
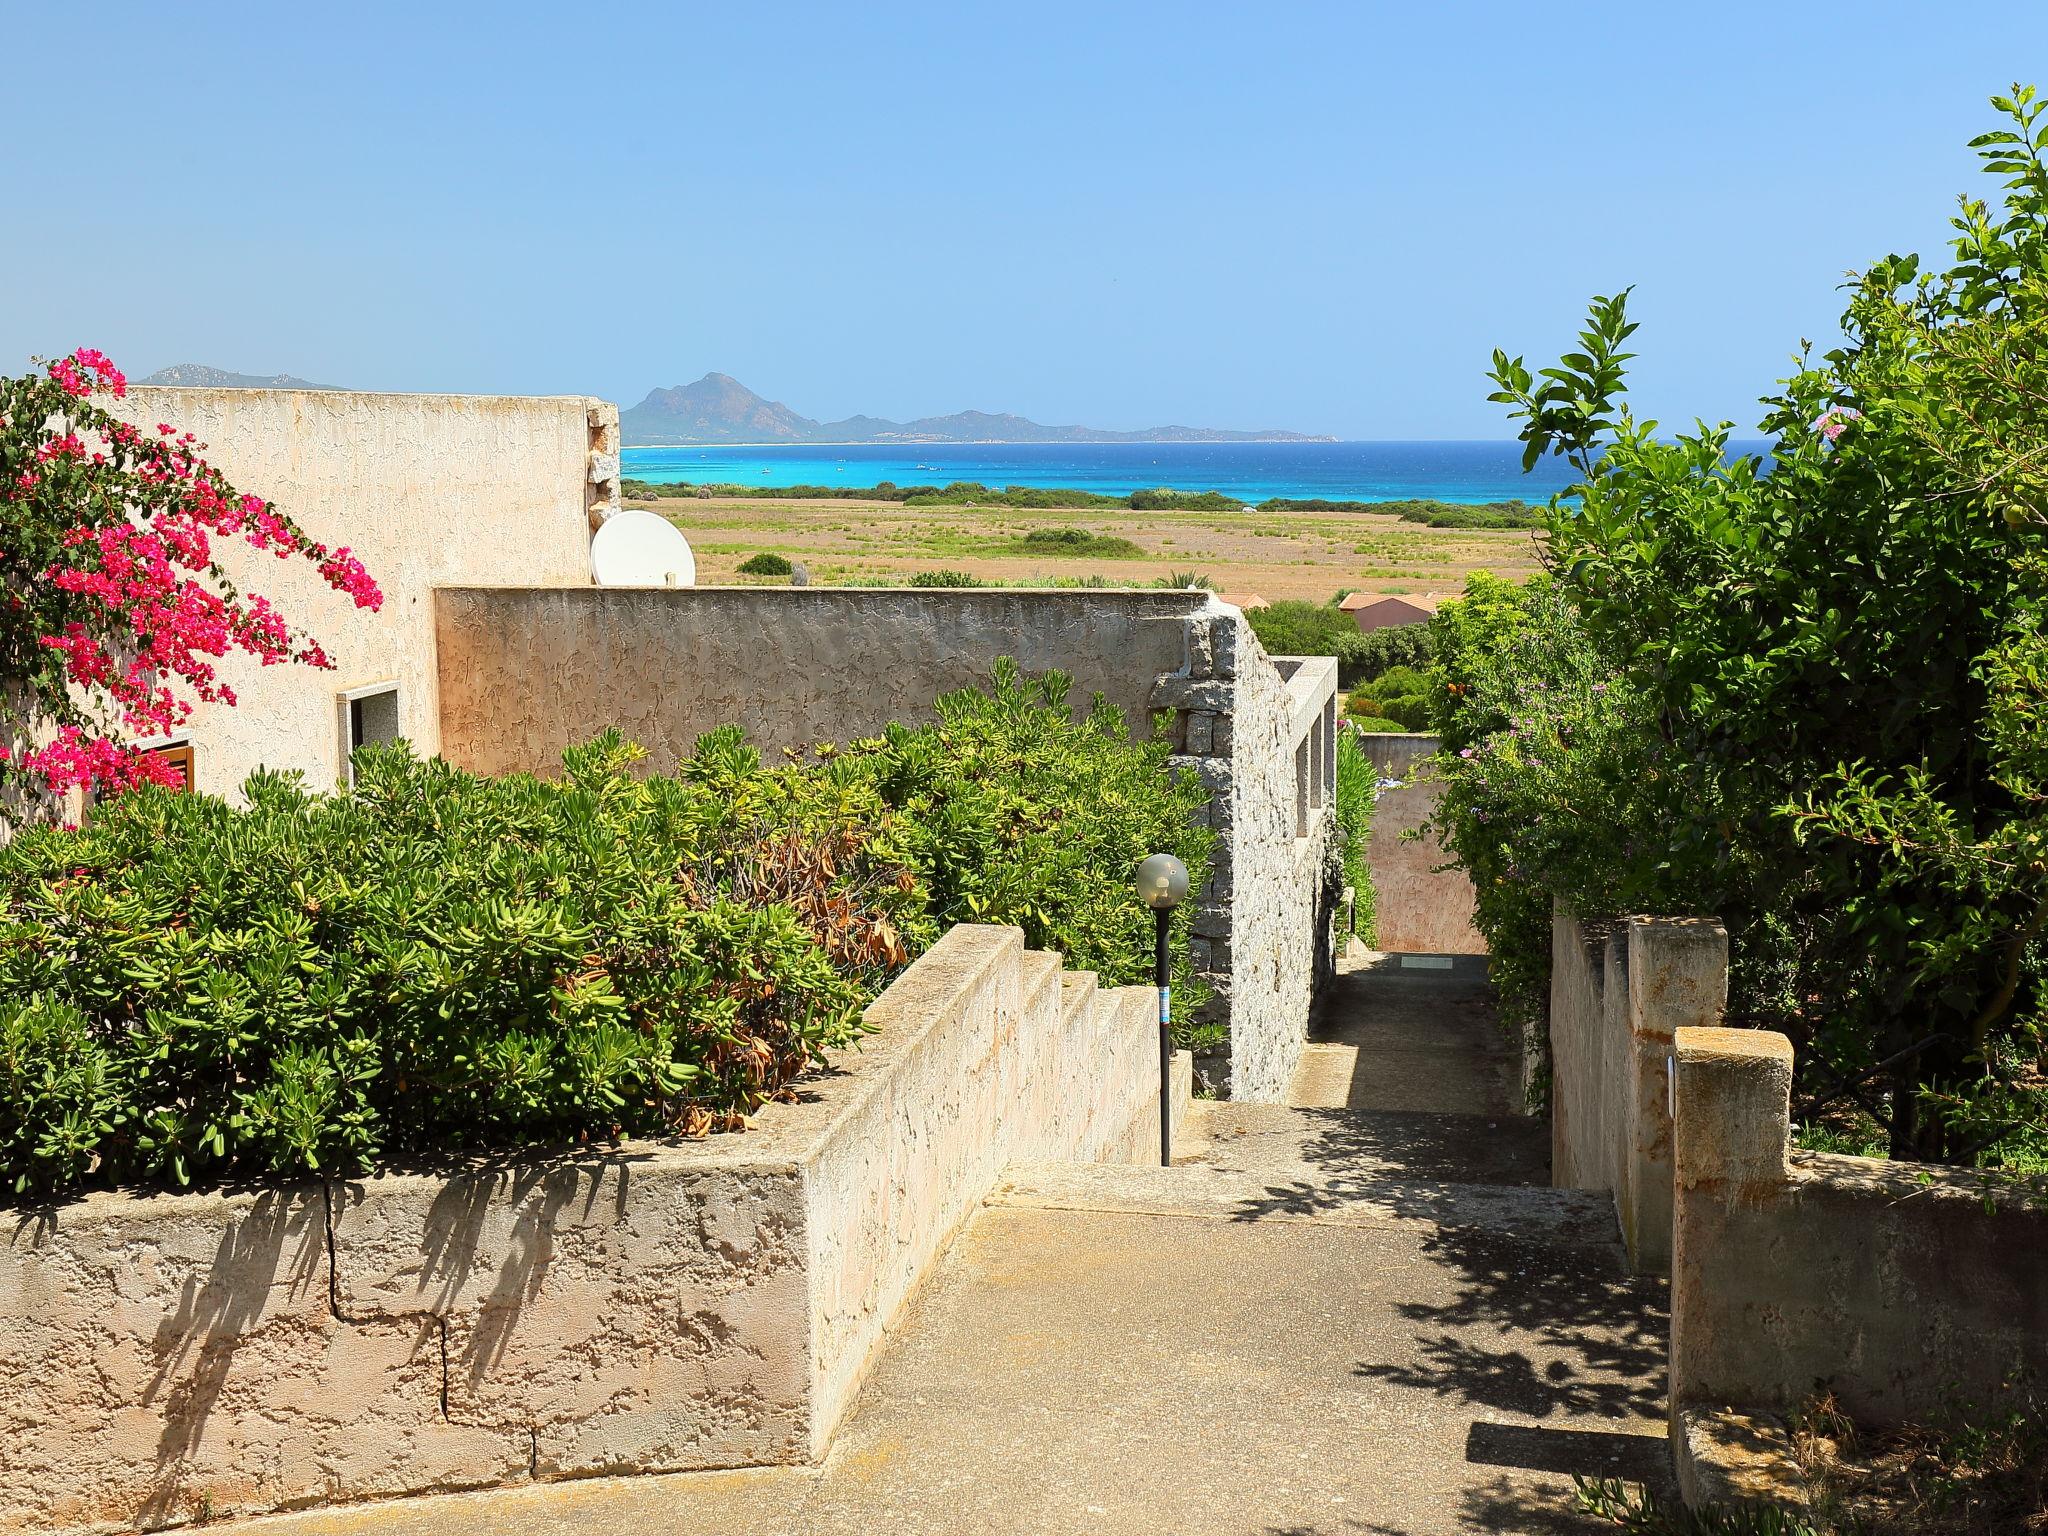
[5,2,2042,437]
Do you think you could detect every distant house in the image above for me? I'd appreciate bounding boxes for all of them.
[1339,591,1441,632]
[1217,591,1270,612]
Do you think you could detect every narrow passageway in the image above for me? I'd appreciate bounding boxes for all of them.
[223,951,1671,1536]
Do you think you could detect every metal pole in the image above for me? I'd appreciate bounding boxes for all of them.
[1155,904,1172,1167]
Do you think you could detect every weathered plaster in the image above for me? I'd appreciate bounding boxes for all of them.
[1670,1023,2048,1427]
[1548,911,1728,1273]
[98,388,606,800]
[0,927,1162,1533]
[1353,734,1483,955]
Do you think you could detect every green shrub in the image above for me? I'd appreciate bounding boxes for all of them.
[1015,528,1144,559]
[1246,600,1356,659]
[1129,488,1244,511]
[907,569,982,588]
[1334,732,1377,945]
[1349,716,1407,733]
[0,665,1211,1199]
[1377,693,1432,730]
[1336,624,1434,687]
[736,552,794,577]
[1344,693,1381,718]
[1366,664,1431,701]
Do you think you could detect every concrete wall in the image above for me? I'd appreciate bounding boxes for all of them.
[1355,732,1482,954]
[1670,1025,2048,1427]
[0,926,1172,1534]
[434,587,1338,1102]
[98,388,615,799]
[1549,910,1728,1273]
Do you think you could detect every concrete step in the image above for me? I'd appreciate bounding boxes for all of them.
[993,1157,1623,1250]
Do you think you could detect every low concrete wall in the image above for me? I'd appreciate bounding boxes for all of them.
[434,587,1336,1103]
[103,388,613,800]
[1549,910,1728,1273]
[1670,1025,2048,1428]
[0,926,1165,1534]
[1354,733,1482,954]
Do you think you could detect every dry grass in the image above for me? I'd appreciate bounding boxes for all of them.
[631,495,1544,601]
[1794,1391,2048,1534]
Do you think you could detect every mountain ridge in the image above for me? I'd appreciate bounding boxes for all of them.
[621,373,1331,447]
[139,364,337,390]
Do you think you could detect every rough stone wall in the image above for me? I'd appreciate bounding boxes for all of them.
[98,388,607,800]
[1149,614,1338,1102]
[1549,910,1728,1274]
[1355,733,1484,954]
[0,926,1160,1534]
[435,589,1337,1102]
[1670,1025,2048,1427]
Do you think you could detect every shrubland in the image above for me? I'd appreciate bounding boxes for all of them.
[0,665,1211,1199]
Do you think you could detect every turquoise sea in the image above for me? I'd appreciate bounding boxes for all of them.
[620,441,1597,505]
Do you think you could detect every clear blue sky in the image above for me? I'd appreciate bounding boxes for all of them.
[5,2,2041,438]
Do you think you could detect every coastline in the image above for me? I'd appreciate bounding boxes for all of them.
[622,436,1342,449]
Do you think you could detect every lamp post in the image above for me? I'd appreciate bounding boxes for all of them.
[1136,852,1189,1167]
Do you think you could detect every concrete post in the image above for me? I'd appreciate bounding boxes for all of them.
[1669,1024,1794,1417]
[1621,918,1729,1270]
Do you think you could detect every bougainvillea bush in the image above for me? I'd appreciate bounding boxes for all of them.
[0,350,380,803]
[0,666,1211,1198]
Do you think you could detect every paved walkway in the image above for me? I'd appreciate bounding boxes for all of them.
[224,953,1671,1536]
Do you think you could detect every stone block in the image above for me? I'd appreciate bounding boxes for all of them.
[1211,615,1241,679]
[1185,710,1216,756]
[1149,676,1234,712]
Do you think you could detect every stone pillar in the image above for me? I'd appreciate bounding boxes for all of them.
[1620,917,1728,1271]
[1669,1025,1793,1415]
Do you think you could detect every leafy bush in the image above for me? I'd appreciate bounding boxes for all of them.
[1246,600,1356,659]
[1376,694,1432,730]
[0,665,1212,1199]
[1248,601,1439,687]
[907,569,983,588]
[1366,664,1431,701]
[736,551,794,577]
[1129,488,1243,511]
[1344,692,1382,718]
[1337,624,1435,687]
[1015,528,1144,558]
[1334,731,1377,945]
[1349,715,1408,734]
[1470,90,2048,1159]
[1261,496,1542,529]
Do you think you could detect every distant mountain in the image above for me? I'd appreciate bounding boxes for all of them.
[139,364,337,390]
[621,373,1330,447]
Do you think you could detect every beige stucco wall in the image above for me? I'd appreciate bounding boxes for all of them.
[1670,1024,2048,1427]
[1356,733,1483,954]
[98,388,613,799]
[433,585,1213,774]
[0,926,1166,1534]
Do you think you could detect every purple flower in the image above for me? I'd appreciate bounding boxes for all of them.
[1459,747,1475,759]
[1813,407,1862,444]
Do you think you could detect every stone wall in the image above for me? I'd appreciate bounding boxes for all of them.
[434,587,1338,1102]
[1548,910,1728,1273]
[1671,1025,2048,1427]
[98,388,612,800]
[0,926,1175,1534]
[1354,733,1482,954]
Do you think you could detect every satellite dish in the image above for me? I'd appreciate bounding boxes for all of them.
[591,510,697,588]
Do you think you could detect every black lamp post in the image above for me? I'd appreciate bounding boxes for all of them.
[1136,852,1190,1167]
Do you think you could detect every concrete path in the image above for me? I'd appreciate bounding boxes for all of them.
[221,954,1670,1536]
